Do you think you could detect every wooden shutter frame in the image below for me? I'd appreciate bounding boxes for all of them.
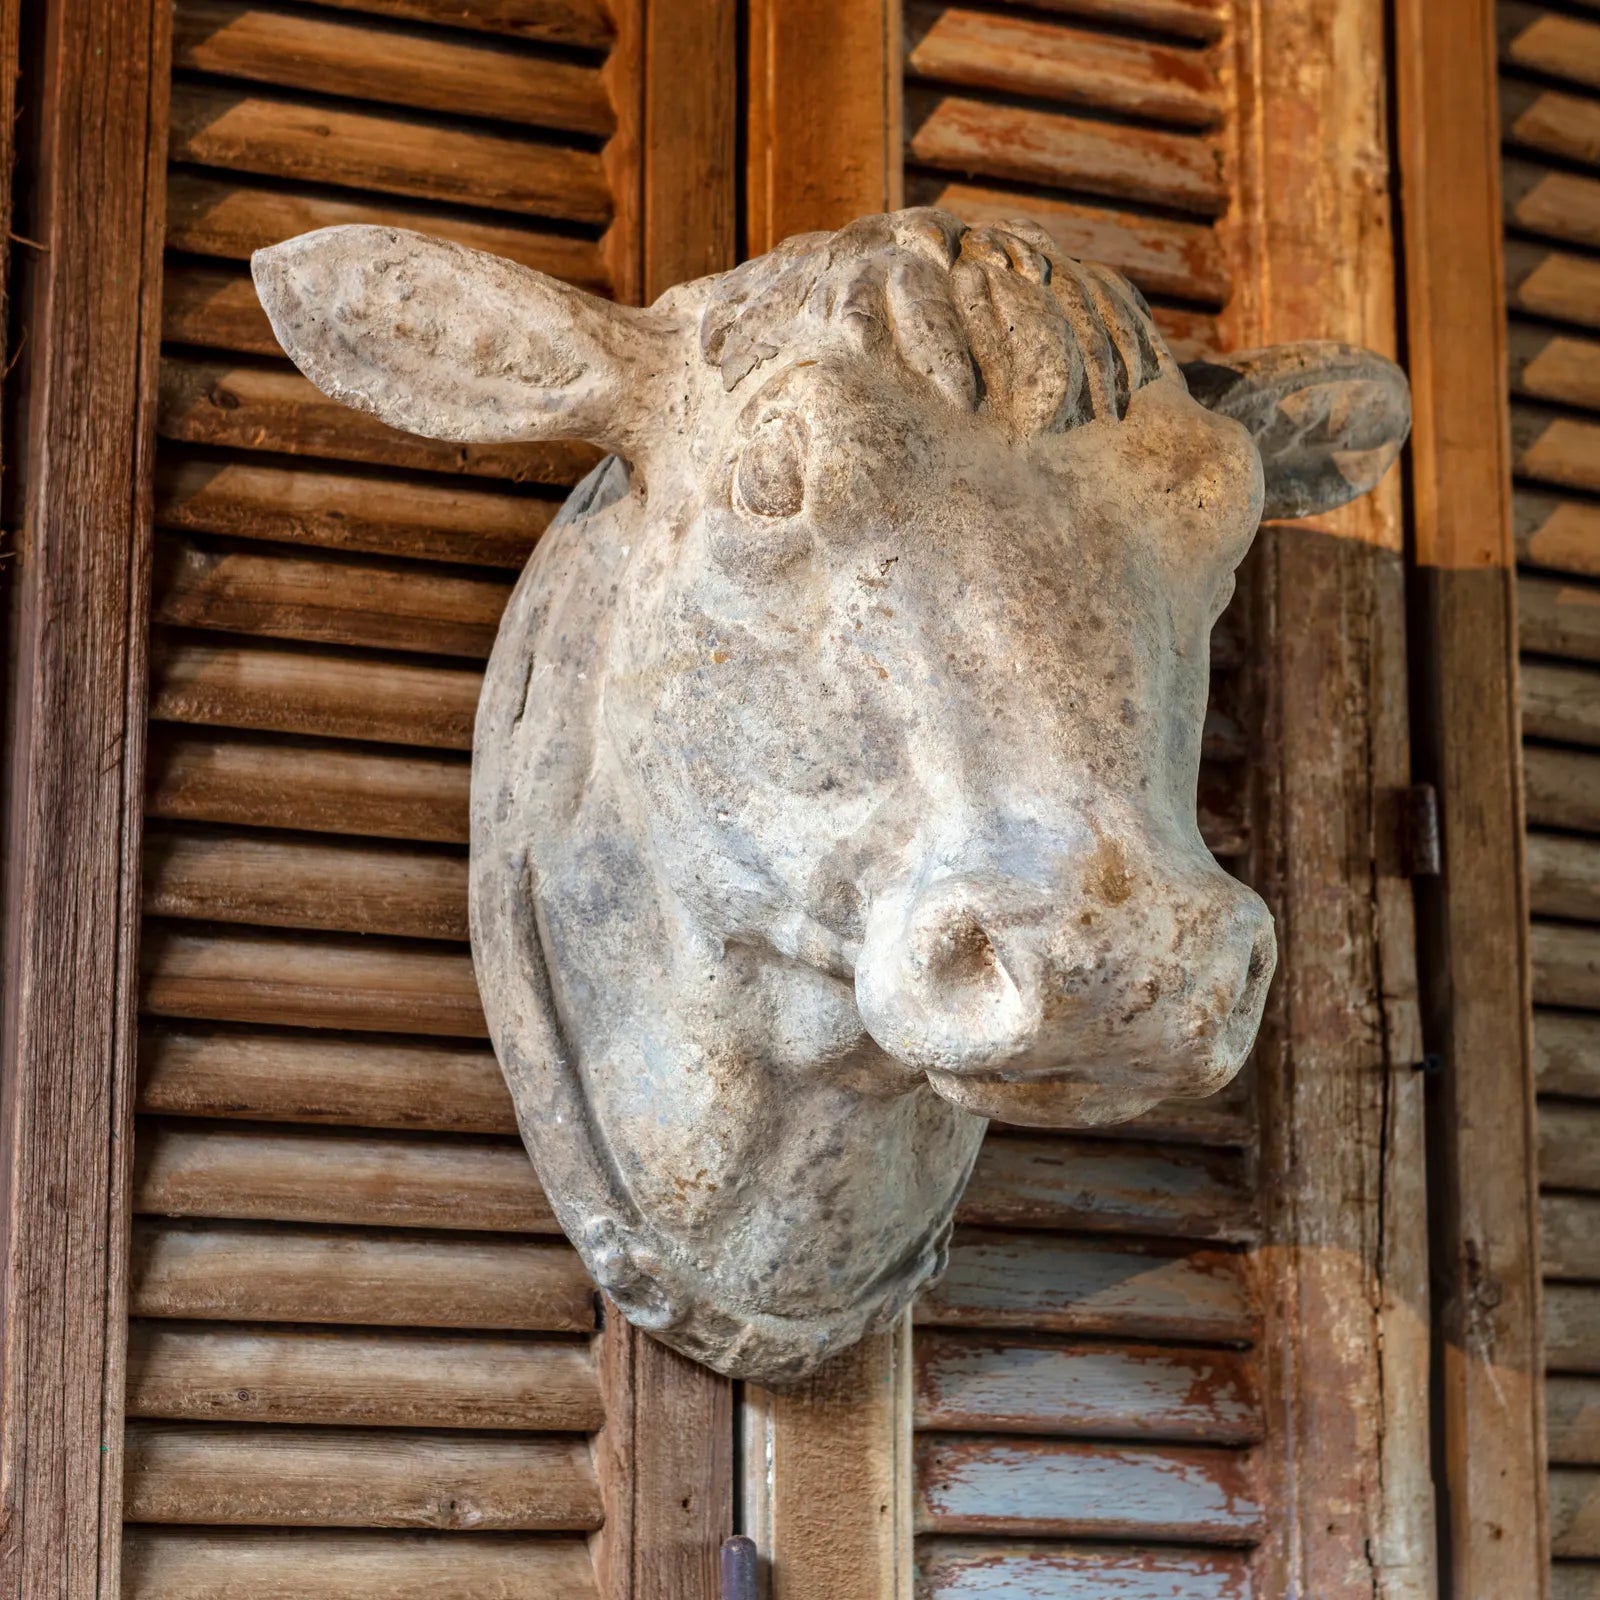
[0,0,169,1593]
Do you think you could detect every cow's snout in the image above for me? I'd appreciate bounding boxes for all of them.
[855,857,1276,1128]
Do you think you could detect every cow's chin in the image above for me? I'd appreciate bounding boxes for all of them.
[922,1069,1168,1128]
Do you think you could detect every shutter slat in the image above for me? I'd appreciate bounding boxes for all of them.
[982,0,1225,44]
[1530,833,1600,922]
[137,1025,511,1131]
[1542,1104,1600,1191]
[169,82,612,224]
[1507,242,1600,332]
[173,0,613,137]
[143,829,470,942]
[146,732,473,845]
[958,1136,1258,1242]
[915,1435,1263,1542]
[123,1424,602,1530]
[155,455,550,568]
[1554,1467,1600,1559]
[166,170,608,291]
[913,1333,1262,1443]
[1505,158,1600,251]
[1536,1010,1600,1099]
[1503,81,1600,171]
[1546,1196,1600,1282]
[1502,5,1600,94]
[908,177,1229,303]
[1550,1286,1600,1370]
[164,261,285,356]
[1534,921,1600,1010]
[915,1540,1251,1600]
[1524,661,1600,748]
[153,533,513,657]
[159,358,602,484]
[1556,1563,1600,1600]
[133,1122,552,1232]
[140,926,488,1035]
[130,1220,593,1330]
[1518,492,1600,578]
[122,1529,599,1600]
[301,0,611,47]
[126,1323,602,1431]
[149,638,481,750]
[1513,404,1600,496]
[1552,1377,1600,1466]
[1512,325,1600,413]
[905,91,1227,217]
[915,1230,1256,1343]
[1528,747,1600,835]
[904,5,1222,130]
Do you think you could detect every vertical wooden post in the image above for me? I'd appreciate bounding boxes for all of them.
[0,0,167,1594]
[1395,1,1548,1595]
[1229,1,1437,1594]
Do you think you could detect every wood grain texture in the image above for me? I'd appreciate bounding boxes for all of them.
[907,177,1230,304]
[1555,1468,1600,1559]
[913,1332,1262,1442]
[292,0,614,47]
[903,5,1222,129]
[1534,921,1600,1010]
[140,925,487,1034]
[1503,81,1600,170]
[1512,325,1600,412]
[987,0,1224,40]
[133,1121,552,1231]
[1535,1010,1600,1098]
[1525,661,1600,748]
[159,357,602,484]
[1550,1377,1600,1465]
[136,1022,511,1130]
[122,1423,602,1529]
[0,0,165,1590]
[1543,1196,1600,1282]
[165,170,608,291]
[1541,1104,1600,1191]
[1518,493,1600,579]
[1505,158,1600,250]
[146,731,472,844]
[1502,4,1600,93]
[125,1322,602,1430]
[129,1219,594,1330]
[1550,1287,1600,1371]
[904,90,1227,217]
[155,455,552,568]
[1530,832,1600,922]
[1516,406,1600,497]
[915,1230,1256,1343]
[914,1435,1263,1541]
[169,81,612,223]
[173,0,613,135]
[1507,242,1600,332]
[122,1528,599,1600]
[914,1539,1251,1600]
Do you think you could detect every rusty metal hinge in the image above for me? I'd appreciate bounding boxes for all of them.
[1399,783,1441,878]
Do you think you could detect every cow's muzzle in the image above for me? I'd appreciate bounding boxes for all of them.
[854,857,1276,1127]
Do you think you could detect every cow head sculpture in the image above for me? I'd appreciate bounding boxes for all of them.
[254,209,1410,1382]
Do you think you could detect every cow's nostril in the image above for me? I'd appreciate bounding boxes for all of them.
[920,914,1002,988]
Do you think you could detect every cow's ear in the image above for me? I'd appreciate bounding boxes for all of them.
[253,225,684,455]
[1181,342,1410,520]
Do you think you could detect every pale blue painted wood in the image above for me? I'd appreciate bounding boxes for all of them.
[917,1538,1251,1599]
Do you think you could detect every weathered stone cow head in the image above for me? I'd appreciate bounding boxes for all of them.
[254,210,1409,1382]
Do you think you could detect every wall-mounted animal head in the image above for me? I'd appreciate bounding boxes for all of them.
[254,209,1410,1382]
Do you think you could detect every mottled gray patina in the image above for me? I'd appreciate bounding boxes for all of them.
[253,210,1410,1383]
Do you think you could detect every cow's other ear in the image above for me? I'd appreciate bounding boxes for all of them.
[1181,342,1410,520]
[253,225,683,455]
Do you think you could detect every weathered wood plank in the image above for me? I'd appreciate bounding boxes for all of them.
[153,534,513,657]
[1518,492,1600,578]
[984,0,1225,43]
[913,1332,1262,1442]
[296,0,613,47]
[174,0,613,136]
[915,1435,1263,1541]
[1534,921,1600,1010]
[149,637,481,750]
[903,5,1221,130]
[1545,1195,1600,1283]
[1503,81,1600,171]
[1505,158,1600,251]
[126,1322,602,1430]
[906,176,1229,304]
[1554,1466,1600,1558]
[133,1121,550,1231]
[1527,747,1600,835]
[1536,1009,1600,1099]
[155,455,551,569]
[165,170,608,292]
[914,1540,1251,1600]
[1523,661,1600,748]
[1507,241,1600,332]
[914,1229,1256,1343]
[1512,403,1600,496]
[1548,1561,1600,1600]
[1542,1103,1600,1191]
[1511,324,1600,413]
[122,1529,599,1600]
[904,91,1227,218]
[958,1136,1258,1242]
[1529,832,1600,922]
[159,357,601,484]
[140,926,487,1034]
[146,731,471,844]
[1549,1285,1600,1371]
[144,829,470,940]
[164,260,286,357]
[123,1422,602,1529]
[1521,573,1600,661]
[129,1219,593,1330]
[169,81,611,224]
[1550,1376,1600,1465]
[1501,4,1600,93]
[137,1022,511,1130]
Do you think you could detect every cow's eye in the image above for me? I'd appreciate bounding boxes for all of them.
[734,414,808,519]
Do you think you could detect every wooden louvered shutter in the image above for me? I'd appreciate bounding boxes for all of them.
[110,3,735,1595]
